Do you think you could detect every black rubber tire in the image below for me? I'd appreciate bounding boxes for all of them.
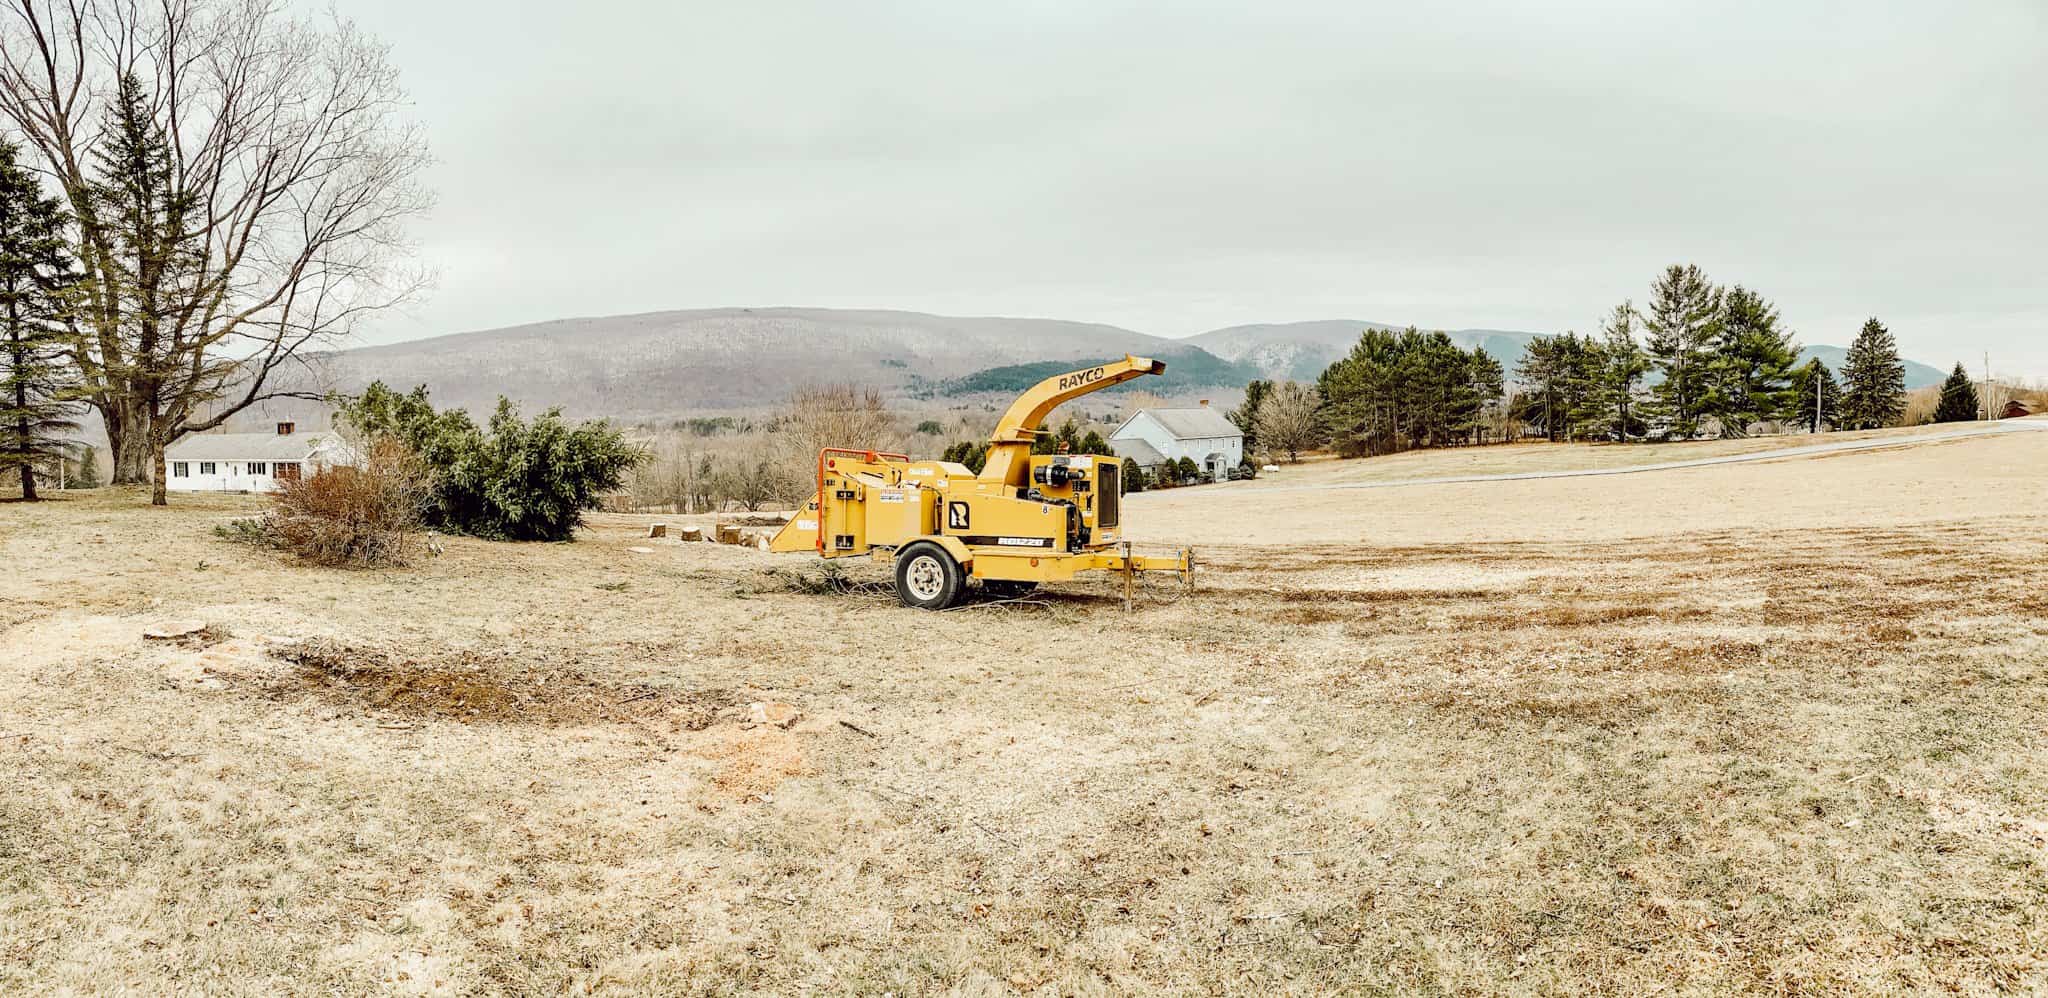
[894,543,966,610]
[981,580,1039,600]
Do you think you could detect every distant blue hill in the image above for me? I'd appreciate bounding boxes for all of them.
[1798,345,1945,389]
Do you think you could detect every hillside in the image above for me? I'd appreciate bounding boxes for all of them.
[1191,320,1946,388]
[1188,321,1542,381]
[920,351,1255,399]
[310,308,1244,418]
[281,308,1952,424]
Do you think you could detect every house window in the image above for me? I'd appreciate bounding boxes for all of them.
[172,462,189,478]
[248,462,267,475]
[199,462,216,475]
[273,462,301,483]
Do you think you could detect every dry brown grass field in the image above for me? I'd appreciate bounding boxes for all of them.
[4,423,2047,995]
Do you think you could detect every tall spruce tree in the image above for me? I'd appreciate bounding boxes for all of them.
[1230,379,1271,453]
[1933,363,1980,423]
[90,74,206,502]
[1707,285,1799,436]
[1642,264,1722,439]
[0,140,82,500]
[1788,358,1841,433]
[1592,302,1649,441]
[1839,318,1907,429]
[73,444,101,488]
[1462,348,1506,444]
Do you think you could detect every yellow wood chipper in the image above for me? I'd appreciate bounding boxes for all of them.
[770,354,1195,609]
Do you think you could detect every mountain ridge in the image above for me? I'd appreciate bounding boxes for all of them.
[298,307,1947,420]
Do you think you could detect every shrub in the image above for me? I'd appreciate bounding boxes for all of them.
[338,383,644,541]
[221,437,427,567]
[1121,457,1143,493]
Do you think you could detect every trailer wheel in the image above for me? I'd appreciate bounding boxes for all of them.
[895,543,965,610]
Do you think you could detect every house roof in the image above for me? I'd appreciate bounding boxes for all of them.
[166,432,330,461]
[1113,406,1241,441]
[1111,437,1168,466]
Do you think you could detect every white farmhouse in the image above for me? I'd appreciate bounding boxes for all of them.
[1109,403,1243,480]
[164,422,355,493]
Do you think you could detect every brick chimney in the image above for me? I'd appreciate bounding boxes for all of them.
[276,421,295,435]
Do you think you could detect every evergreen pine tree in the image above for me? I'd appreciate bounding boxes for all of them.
[74,444,101,488]
[0,140,83,500]
[1515,333,1600,442]
[1230,379,1271,453]
[1788,358,1841,433]
[1461,348,1505,444]
[1933,363,1980,423]
[1641,264,1721,439]
[1316,328,1503,456]
[90,73,205,501]
[1839,318,1907,429]
[1591,302,1650,441]
[1707,286,1799,436]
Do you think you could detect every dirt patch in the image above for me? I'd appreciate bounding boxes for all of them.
[269,638,734,728]
[694,726,813,801]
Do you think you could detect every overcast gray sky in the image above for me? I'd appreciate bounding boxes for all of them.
[337,0,2047,375]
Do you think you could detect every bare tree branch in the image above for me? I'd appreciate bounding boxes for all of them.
[0,0,431,498]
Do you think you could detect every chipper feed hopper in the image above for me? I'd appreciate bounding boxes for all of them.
[770,355,1194,609]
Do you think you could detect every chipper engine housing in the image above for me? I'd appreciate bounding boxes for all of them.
[769,355,1194,609]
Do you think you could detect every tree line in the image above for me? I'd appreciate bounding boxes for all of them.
[0,0,430,504]
[1514,265,1909,441]
[1226,263,1925,463]
[1229,329,1508,461]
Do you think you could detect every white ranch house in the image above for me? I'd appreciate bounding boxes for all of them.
[1109,404,1243,480]
[164,423,355,493]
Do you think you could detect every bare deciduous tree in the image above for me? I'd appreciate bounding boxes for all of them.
[0,0,430,502]
[774,383,898,502]
[1254,380,1323,463]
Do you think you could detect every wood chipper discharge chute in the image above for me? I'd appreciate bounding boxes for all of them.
[770,354,1195,609]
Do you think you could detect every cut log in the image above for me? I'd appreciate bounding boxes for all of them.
[143,620,208,641]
